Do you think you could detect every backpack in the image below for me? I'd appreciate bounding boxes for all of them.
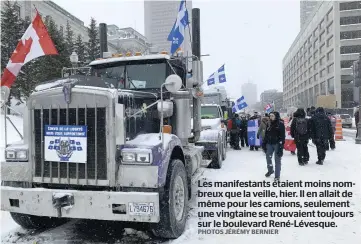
[296,118,308,135]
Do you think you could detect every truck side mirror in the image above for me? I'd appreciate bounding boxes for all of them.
[164,74,182,93]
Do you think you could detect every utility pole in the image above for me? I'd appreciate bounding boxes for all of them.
[353,53,361,144]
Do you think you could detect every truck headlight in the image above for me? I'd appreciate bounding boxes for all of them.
[5,149,28,161]
[121,149,152,164]
[122,152,136,162]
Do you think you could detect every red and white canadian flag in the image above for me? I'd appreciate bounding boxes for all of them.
[1,12,58,88]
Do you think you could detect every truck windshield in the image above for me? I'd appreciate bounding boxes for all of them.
[91,62,167,89]
[200,106,220,119]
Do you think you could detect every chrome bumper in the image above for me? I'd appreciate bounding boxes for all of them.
[1,186,160,223]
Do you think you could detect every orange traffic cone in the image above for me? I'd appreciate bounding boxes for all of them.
[335,117,344,141]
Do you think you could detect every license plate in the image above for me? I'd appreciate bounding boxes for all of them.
[128,202,155,216]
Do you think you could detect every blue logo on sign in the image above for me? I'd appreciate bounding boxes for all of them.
[48,138,83,161]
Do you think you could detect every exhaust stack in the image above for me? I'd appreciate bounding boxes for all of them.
[99,23,108,58]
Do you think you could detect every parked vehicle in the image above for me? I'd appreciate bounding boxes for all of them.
[340,114,353,128]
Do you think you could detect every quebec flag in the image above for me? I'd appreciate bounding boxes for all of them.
[232,96,248,113]
[167,0,189,55]
[265,103,274,113]
[207,64,226,86]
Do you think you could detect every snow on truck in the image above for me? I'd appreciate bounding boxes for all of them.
[0,15,225,238]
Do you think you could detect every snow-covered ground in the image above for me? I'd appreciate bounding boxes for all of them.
[1,115,361,243]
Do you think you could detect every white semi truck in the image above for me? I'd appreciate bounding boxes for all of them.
[0,14,226,239]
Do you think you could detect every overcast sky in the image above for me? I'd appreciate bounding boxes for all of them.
[53,0,300,101]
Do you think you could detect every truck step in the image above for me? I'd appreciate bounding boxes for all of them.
[201,159,212,168]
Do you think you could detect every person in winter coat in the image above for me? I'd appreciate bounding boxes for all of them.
[310,107,333,165]
[291,108,310,166]
[326,112,336,150]
[249,112,262,151]
[239,115,249,147]
[286,114,296,155]
[257,114,270,153]
[227,113,241,150]
[355,108,360,138]
[264,111,286,182]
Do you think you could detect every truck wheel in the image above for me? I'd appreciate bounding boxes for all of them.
[10,212,67,229]
[210,138,223,169]
[222,133,227,161]
[152,159,188,239]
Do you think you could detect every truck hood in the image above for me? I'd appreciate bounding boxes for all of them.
[191,118,221,130]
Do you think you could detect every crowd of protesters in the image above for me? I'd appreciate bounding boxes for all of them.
[226,106,349,182]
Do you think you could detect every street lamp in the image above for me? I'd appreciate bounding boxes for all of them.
[70,51,78,75]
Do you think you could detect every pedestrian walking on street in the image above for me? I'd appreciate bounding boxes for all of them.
[355,108,359,138]
[257,113,270,153]
[249,112,261,151]
[290,108,310,166]
[228,113,241,150]
[264,111,286,182]
[326,112,336,150]
[310,107,333,165]
[239,115,249,147]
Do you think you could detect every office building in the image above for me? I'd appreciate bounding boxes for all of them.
[144,0,192,56]
[260,89,284,110]
[241,82,258,106]
[107,25,151,54]
[283,1,361,108]
[300,1,319,29]
[2,1,89,42]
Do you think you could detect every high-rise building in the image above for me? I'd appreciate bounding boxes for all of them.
[300,1,319,29]
[241,82,258,106]
[260,89,283,110]
[144,0,192,56]
[283,1,361,109]
[1,1,89,41]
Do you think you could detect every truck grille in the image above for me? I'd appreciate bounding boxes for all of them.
[33,107,107,184]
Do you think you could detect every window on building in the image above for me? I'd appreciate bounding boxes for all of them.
[327,77,335,94]
[314,50,318,60]
[314,73,318,82]
[320,44,325,54]
[327,36,333,47]
[309,67,312,74]
[340,30,361,40]
[309,77,312,85]
[320,56,325,65]
[314,62,318,71]
[314,84,319,95]
[326,8,333,21]
[327,63,334,73]
[340,1,361,11]
[320,69,326,78]
[327,49,334,60]
[320,31,325,42]
[313,28,318,37]
[320,81,327,95]
[319,19,325,29]
[340,16,361,25]
[314,39,319,48]
[340,45,361,54]
[340,60,354,69]
[326,22,333,34]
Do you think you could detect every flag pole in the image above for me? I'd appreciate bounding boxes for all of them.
[33,4,39,14]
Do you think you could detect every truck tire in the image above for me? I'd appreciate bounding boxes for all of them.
[152,159,188,239]
[222,132,227,161]
[210,137,223,169]
[10,212,67,229]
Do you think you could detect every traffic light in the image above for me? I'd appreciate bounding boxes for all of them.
[353,55,361,87]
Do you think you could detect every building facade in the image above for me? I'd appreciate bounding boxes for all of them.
[300,1,318,29]
[107,25,151,54]
[283,1,361,109]
[144,0,192,56]
[241,82,258,106]
[2,1,89,42]
[260,89,284,110]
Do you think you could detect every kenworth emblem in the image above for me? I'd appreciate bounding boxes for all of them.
[62,83,72,104]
